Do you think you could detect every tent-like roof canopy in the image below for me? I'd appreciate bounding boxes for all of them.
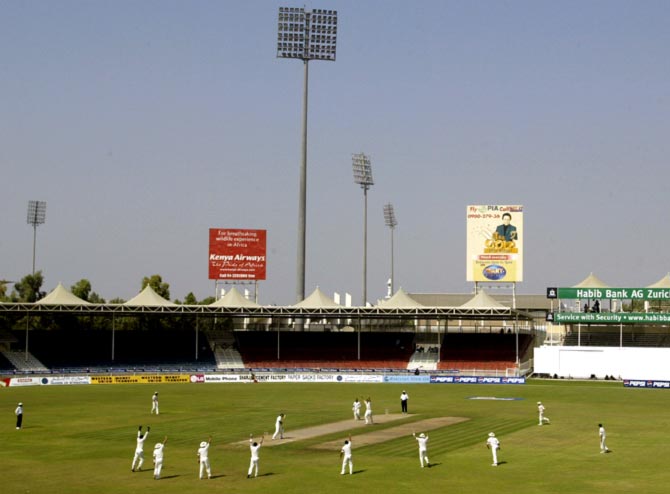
[647,273,670,288]
[124,285,176,307]
[573,272,610,288]
[35,283,91,305]
[459,290,508,309]
[209,286,261,308]
[377,287,424,308]
[293,287,341,308]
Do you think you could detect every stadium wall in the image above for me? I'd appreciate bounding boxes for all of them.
[534,346,670,380]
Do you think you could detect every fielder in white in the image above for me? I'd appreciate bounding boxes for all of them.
[272,413,285,439]
[486,432,501,466]
[153,436,168,480]
[151,392,159,415]
[340,436,353,475]
[412,432,430,468]
[599,423,610,453]
[131,425,150,472]
[352,398,361,421]
[364,397,373,424]
[537,401,550,425]
[197,436,212,479]
[248,434,264,478]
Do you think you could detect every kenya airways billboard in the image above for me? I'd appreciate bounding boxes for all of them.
[208,229,267,280]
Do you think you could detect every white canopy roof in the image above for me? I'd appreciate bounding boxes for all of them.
[647,273,670,288]
[293,287,341,308]
[35,283,91,305]
[209,286,261,308]
[124,285,176,307]
[573,272,610,288]
[459,290,508,309]
[377,287,424,308]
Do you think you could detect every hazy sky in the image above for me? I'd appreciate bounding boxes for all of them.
[2,1,669,305]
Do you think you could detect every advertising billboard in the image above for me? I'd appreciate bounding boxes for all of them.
[208,229,267,280]
[466,205,523,282]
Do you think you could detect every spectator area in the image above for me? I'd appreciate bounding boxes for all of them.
[437,333,532,371]
[236,331,415,369]
[12,329,215,369]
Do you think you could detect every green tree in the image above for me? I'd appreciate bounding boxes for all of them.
[141,274,170,300]
[12,271,45,302]
[71,279,92,301]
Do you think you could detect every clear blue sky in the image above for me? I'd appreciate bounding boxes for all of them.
[1,0,669,304]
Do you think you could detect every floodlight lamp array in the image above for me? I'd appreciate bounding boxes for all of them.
[277,7,337,61]
[352,153,374,188]
[27,200,47,226]
[384,203,398,229]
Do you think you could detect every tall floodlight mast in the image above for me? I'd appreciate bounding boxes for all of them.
[383,203,398,294]
[277,7,338,302]
[27,200,47,275]
[352,153,374,306]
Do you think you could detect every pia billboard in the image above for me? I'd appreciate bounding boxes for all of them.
[208,229,267,280]
[466,205,523,282]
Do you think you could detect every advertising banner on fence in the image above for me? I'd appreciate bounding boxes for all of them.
[623,379,670,388]
[40,376,91,386]
[208,228,267,280]
[466,205,523,282]
[430,376,526,384]
[90,374,191,384]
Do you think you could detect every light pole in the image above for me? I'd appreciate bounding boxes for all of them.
[26,200,47,275]
[352,153,374,306]
[277,6,338,302]
[383,203,398,294]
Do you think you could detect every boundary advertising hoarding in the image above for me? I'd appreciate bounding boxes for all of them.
[466,205,523,282]
[208,228,267,280]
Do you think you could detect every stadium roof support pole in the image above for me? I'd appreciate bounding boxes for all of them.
[112,314,115,362]
[25,314,29,363]
[195,316,199,361]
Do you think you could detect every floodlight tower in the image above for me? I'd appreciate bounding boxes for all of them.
[277,6,338,303]
[27,200,47,275]
[352,153,374,306]
[383,203,398,294]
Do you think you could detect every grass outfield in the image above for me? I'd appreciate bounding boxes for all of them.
[2,379,670,494]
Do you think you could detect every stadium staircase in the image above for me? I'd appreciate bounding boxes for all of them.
[407,344,439,370]
[206,329,245,369]
[1,349,49,373]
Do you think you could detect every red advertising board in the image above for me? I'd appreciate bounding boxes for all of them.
[208,229,267,280]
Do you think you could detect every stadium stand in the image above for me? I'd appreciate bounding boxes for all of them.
[236,331,415,369]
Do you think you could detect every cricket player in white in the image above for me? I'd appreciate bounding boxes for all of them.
[15,402,23,430]
[352,398,361,420]
[151,392,159,415]
[248,435,264,478]
[486,432,500,466]
[599,424,610,453]
[132,425,150,472]
[340,436,353,475]
[537,401,550,425]
[412,432,430,468]
[197,436,212,479]
[272,413,285,439]
[364,397,373,424]
[153,436,168,480]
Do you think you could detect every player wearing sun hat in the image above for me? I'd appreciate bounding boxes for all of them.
[197,436,212,479]
[412,432,430,468]
[486,432,501,466]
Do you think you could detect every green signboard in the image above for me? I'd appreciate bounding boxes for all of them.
[553,312,670,324]
[555,288,670,300]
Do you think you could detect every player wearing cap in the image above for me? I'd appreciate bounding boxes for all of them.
[340,435,353,475]
[486,432,501,466]
[15,402,23,430]
[132,425,150,472]
[537,401,550,425]
[197,436,212,479]
[248,434,264,478]
[151,392,159,415]
[412,432,430,468]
